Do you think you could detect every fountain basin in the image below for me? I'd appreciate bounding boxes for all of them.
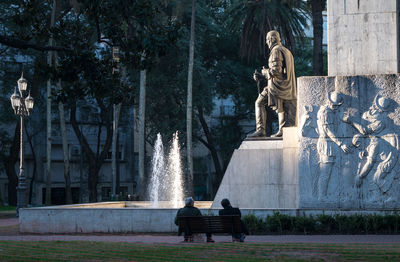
[19,201,213,234]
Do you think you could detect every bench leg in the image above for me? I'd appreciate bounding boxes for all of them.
[184,236,194,242]
[232,233,245,242]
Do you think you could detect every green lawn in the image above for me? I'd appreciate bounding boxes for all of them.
[0,206,16,219]
[0,206,15,212]
[0,241,399,261]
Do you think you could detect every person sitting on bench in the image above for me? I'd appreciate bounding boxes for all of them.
[174,197,214,242]
[219,198,247,242]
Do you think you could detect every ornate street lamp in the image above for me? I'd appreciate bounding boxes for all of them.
[10,73,34,215]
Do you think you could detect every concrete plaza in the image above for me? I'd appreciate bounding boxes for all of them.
[2,218,400,244]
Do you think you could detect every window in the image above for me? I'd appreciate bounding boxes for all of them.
[101,187,111,201]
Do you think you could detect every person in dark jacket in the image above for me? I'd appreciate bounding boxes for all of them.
[175,197,214,242]
[219,198,247,242]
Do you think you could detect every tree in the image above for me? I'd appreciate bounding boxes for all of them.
[45,0,57,206]
[228,0,310,62]
[186,0,196,196]
[144,1,255,197]
[138,63,146,197]
[309,0,326,75]
[54,0,180,201]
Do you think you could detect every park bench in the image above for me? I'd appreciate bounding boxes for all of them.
[177,215,244,236]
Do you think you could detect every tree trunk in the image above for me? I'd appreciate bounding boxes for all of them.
[112,103,121,197]
[25,124,37,205]
[4,123,20,206]
[58,100,72,204]
[186,0,196,197]
[138,67,146,198]
[311,0,324,76]
[197,106,223,197]
[88,162,99,202]
[54,46,73,204]
[45,0,57,205]
[70,103,113,203]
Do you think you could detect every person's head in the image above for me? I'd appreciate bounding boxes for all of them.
[328,91,343,111]
[373,95,391,113]
[266,30,281,49]
[221,198,231,208]
[365,94,391,120]
[184,197,194,207]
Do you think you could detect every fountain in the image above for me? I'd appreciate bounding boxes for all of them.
[147,132,184,208]
[19,130,212,234]
[168,131,184,208]
[148,133,165,207]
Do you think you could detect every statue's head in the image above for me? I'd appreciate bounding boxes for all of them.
[373,95,391,112]
[365,95,392,120]
[185,197,194,207]
[328,91,343,110]
[266,30,281,49]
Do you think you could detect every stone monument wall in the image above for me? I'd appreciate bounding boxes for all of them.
[297,74,400,209]
[328,0,400,75]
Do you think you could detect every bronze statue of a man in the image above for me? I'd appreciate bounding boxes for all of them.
[248,30,297,138]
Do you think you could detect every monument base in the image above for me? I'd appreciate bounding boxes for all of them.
[212,127,299,209]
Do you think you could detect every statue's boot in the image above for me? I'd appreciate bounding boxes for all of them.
[247,104,266,138]
[271,112,285,137]
[247,128,266,138]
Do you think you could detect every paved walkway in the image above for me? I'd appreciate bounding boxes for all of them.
[1,218,400,244]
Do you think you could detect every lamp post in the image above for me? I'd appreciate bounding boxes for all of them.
[10,73,34,215]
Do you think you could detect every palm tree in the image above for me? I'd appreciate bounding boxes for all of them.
[228,0,310,61]
[309,0,326,75]
[187,0,196,197]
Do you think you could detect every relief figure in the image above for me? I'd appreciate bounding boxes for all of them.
[317,91,352,200]
[344,95,399,194]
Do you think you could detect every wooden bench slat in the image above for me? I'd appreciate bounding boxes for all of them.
[177,215,243,235]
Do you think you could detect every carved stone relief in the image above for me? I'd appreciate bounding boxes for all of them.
[297,75,400,209]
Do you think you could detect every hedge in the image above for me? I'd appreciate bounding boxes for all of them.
[242,212,400,234]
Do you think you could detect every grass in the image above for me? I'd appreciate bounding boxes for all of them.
[0,206,16,219]
[0,206,15,212]
[0,241,399,261]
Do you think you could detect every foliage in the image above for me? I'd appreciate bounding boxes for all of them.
[228,0,310,62]
[0,0,325,202]
[0,205,16,211]
[242,214,268,233]
[242,212,400,235]
[294,38,313,77]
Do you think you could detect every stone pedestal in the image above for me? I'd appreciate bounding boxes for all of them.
[212,127,299,209]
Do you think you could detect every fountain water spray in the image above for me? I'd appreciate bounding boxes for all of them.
[167,131,184,208]
[148,133,165,207]
[148,132,184,208]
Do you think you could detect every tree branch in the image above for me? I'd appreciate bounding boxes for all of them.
[197,136,211,149]
[70,105,95,162]
[0,35,73,52]
[94,9,112,46]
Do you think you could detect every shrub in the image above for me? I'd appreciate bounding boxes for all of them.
[241,213,400,235]
[266,212,294,233]
[293,215,316,234]
[316,213,337,233]
[242,214,267,234]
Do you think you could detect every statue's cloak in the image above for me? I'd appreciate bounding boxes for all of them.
[269,44,297,101]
